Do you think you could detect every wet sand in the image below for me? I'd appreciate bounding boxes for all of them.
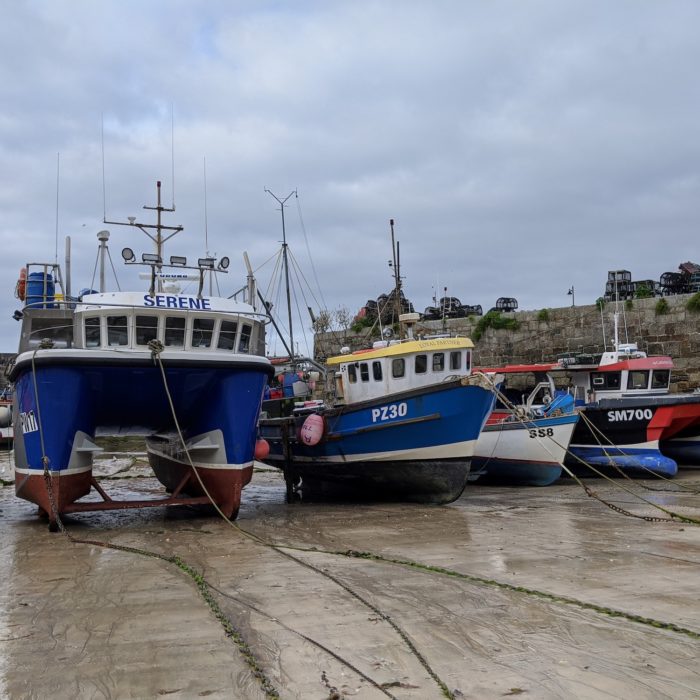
[1,457,699,699]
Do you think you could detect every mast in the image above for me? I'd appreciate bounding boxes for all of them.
[105,180,182,294]
[265,188,296,359]
[389,218,402,328]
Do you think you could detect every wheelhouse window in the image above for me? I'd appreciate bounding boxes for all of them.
[85,317,101,348]
[348,364,358,383]
[135,316,158,346]
[415,354,427,374]
[164,317,185,347]
[239,324,252,353]
[432,353,445,372]
[449,351,462,371]
[392,358,405,378]
[218,320,238,350]
[372,361,383,381]
[652,370,670,389]
[192,318,214,348]
[107,316,128,346]
[360,362,369,382]
[591,372,621,390]
[465,350,472,371]
[627,370,649,390]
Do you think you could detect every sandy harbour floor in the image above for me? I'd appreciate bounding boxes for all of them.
[1,455,699,700]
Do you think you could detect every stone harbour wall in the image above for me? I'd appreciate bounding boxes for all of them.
[314,294,700,392]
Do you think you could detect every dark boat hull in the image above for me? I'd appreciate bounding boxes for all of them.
[259,378,495,504]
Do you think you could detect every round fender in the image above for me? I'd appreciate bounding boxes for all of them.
[300,413,325,446]
[254,438,270,460]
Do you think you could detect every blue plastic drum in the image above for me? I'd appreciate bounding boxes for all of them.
[25,272,55,308]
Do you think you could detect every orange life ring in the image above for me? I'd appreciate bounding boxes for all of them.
[16,267,27,301]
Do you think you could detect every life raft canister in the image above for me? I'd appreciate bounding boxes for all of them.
[300,413,325,446]
[15,267,27,301]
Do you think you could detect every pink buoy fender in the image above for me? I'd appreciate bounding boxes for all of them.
[254,438,270,460]
[300,413,325,446]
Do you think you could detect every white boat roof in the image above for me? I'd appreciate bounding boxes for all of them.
[77,291,257,315]
[326,336,473,365]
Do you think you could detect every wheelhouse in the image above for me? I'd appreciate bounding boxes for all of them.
[72,292,265,355]
[327,337,473,405]
[559,344,673,403]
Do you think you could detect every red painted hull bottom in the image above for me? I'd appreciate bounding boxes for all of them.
[147,447,253,520]
[15,470,93,517]
[14,462,252,525]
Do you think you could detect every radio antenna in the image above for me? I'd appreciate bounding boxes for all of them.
[203,157,212,295]
[203,157,209,252]
[171,103,176,210]
[54,152,60,263]
[101,113,107,221]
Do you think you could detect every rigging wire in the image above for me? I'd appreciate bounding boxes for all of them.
[295,192,328,310]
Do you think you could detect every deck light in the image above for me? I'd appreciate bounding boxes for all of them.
[142,253,162,264]
[121,247,135,262]
[170,255,187,266]
[218,256,230,270]
[198,257,215,269]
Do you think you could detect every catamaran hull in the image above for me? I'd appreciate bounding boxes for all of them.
[471,413,578,486]
[145,437,253,519]
[259,379,495,504]
[10,353,271,520]
[660,433,700,467]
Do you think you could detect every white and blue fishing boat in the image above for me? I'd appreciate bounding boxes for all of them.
[257,219,496,503]
[9,182,272,527]
[470,364,578,486]
[258,316,497,503]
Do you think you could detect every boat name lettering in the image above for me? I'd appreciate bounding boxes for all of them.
[143,294,211,310]
[607,408,653,422]
[528,427,554,439]
[19,410,38,434]
[371,402,408,423]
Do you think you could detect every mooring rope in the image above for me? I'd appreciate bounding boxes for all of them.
[30,343,281,700]
[146,341,455,699]
[27,345,700,700]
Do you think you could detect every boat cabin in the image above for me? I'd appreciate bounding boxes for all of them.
[327,337,473,405]
[16,290,265,356]
[75,292,265,354]
[557,344,672,403]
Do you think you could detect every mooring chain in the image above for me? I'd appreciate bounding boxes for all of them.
[28,347,281,699]
[475,372,700,524]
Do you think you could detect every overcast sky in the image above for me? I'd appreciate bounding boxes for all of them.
[2,1,699,355]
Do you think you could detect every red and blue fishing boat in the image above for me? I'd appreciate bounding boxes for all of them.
[557,313,700,476]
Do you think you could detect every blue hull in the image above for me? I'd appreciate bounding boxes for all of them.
[567,445,678,477]
[13,362,269,473]
[470,459,563,487]
[259,379,496,503]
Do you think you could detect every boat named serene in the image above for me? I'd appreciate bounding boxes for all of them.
[9,182,272,527]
